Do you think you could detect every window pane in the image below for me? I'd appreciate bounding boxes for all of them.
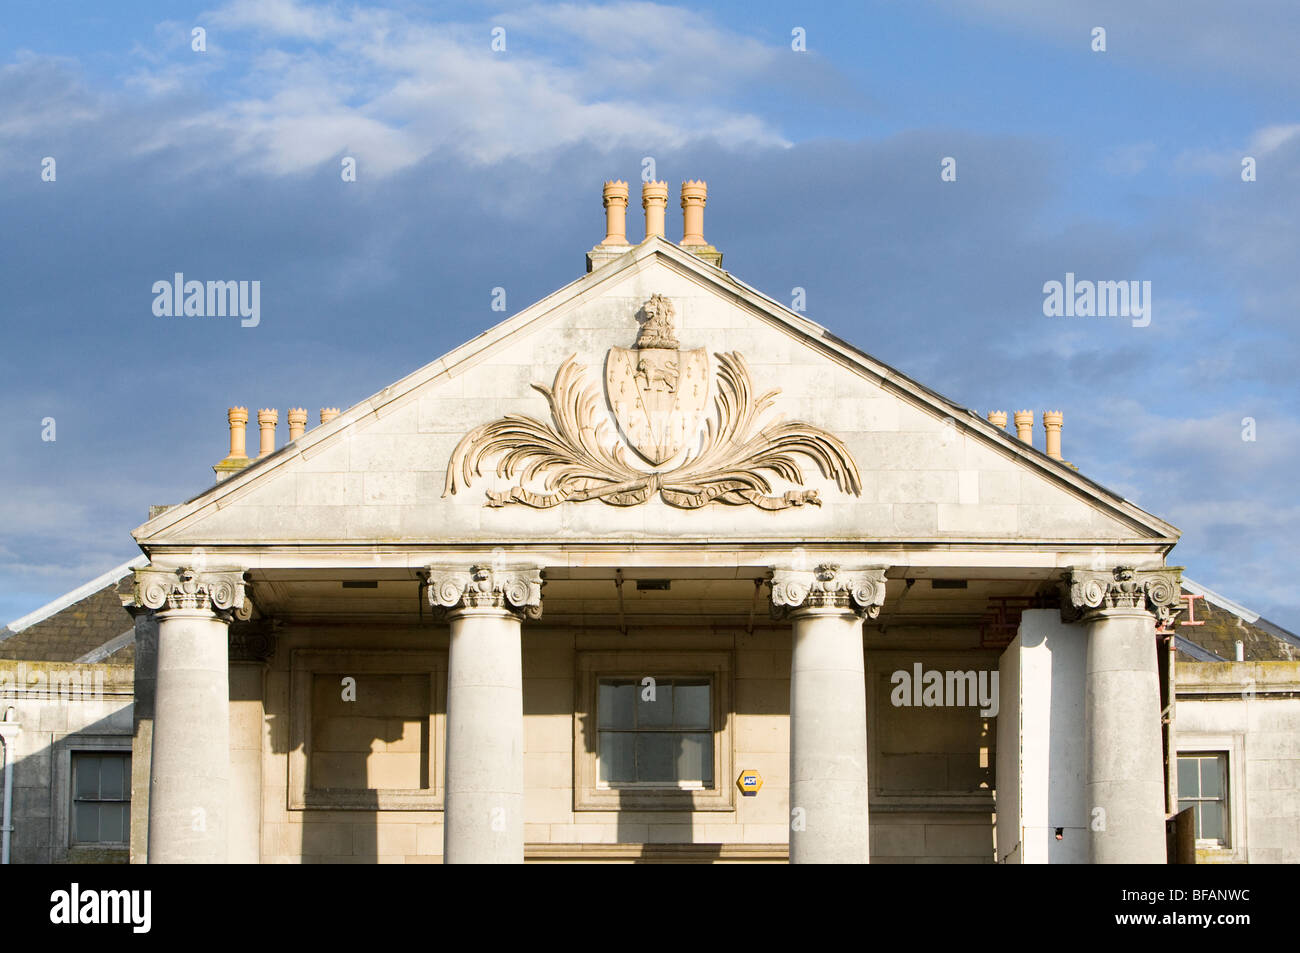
[1199,757,1223,798]
[674,681,711,729]
[638,681,672,727]
[676,732,713,784]
[636,732,675,782]
[599,682,635,729]
[100,755,126,800]
[1199,801,1224,842]
[99,803,125,843]
[1177,757,1199,797]
[598,731,635,783]
[75,755,100,798]
[74,802,99,843]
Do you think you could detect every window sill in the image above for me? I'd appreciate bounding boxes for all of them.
[66,845,130,864]
[575,650,735,813]
[577,787,735,812]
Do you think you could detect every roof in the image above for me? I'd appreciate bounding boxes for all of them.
[1174,577,1300,663]
[0,556,145,663]
[131,236,1181,549]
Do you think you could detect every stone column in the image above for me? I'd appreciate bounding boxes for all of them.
[771,564,887,864]
[427,565,543,864]
[1066,565,1182,864]
[133,567,248,864]
[227,622,276,864]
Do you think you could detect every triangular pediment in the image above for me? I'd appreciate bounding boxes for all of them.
[135,238,1178,550]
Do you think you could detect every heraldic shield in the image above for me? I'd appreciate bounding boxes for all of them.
[606,345,709,466]
[443,292,863,510]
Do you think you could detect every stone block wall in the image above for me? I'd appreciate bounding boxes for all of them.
[0,661,134,863]
[245,623,997,862]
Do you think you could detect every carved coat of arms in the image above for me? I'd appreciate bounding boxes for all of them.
[443,295,861,511]
[606,294,708,466]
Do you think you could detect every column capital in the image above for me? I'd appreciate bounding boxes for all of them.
[426,565,544,620]
[1064,565,1183,625]
[133,566,250,620]
[770,564,888,620]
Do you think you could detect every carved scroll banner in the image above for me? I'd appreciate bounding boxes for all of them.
[443,295,862,512]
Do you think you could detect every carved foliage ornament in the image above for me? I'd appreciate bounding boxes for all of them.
[443,295,862,511]
[426,565,544,620]
[770,564,889,620]
[1066,566,1183,625]
[134,567,249,618]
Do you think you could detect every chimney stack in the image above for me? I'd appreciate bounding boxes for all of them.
[679,180,722,266]
[987,410,1007,430]
[642,180,668,239]
[589,178,722,270]
[1043,411,1064,461]
[1013,410,1034,445]
[257,409,278,458]
[601,180,629,245]
[320,407,340,425]
[288,407,308,442]
[680,180,707,245]
[213,406,252,482]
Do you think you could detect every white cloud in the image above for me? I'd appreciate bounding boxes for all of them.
[1174,122,1300,176]
[1250,123,1300,154]
[127,0,796,174]
[4,1,800,177]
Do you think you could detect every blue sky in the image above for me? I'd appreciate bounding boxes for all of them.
[2,0,1298,631]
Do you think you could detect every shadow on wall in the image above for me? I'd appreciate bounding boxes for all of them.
[270,669,423,864]
[6,704,134,864]
[573,705,724,864]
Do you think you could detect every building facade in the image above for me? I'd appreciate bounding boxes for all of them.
[9,181,1292,864]
[0,558,141,864]
[1170,581,1300,864]
[117,180,1193,864]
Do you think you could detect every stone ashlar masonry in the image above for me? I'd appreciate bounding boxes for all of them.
[0,661,134,864]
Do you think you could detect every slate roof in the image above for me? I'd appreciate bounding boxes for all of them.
[0,557,144,663]
[1174,579,1300,663]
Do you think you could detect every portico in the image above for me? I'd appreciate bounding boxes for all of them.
[126,181,1182,864]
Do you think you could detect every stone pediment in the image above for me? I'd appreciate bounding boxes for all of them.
[444,292,860,511]
[134,238,1178,550]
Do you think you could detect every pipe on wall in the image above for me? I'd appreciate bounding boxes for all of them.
[0,707,18,864]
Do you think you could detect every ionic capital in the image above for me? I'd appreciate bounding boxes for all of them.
[770,564,888,620]
[426,565,544,620]
[133,566,250,621]
[1065,565,1183,625]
